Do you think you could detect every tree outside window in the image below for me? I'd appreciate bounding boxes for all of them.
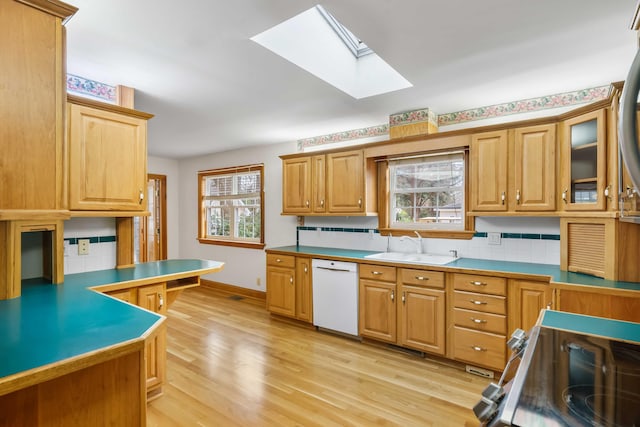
[198,164,264,249]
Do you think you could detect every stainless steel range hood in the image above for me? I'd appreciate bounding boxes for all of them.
[618,45,640,223]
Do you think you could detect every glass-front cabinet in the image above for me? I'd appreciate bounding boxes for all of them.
[561,109,607,211]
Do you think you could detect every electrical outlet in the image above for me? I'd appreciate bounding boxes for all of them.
[78,238,90,255]
[487,232,501,245]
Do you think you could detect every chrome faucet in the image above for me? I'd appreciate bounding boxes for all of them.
[400,231,423,254]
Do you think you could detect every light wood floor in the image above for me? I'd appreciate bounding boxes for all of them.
[147,286,488,426]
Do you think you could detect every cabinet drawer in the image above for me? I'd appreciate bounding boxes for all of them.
[399,268,445,289]
[360,264,396,282]
[453,308,507,335]
[453,290,506,315]
[453,273,506,296]
[266,254,295,268]
[453,326,506,371]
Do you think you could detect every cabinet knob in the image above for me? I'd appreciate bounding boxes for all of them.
[290,276,294,284]
[371,271,383,275]
[414,276,429,281]
[320,199,325,207]
[604,185,611,198]
[139,189,144,204]
[471,346,487,352]
[158,293,164,310]
[390,290,395,302]
[470,299,488,305]
[402,291,406,304]
[471,317,487,324]
[501,192,506,204]
[562,189,568,203]
[304,265,308,273]
[546,301,553,309]
[276,258,282,263]
[305,200,310,207]
[358,198,362,207]
[516,189,521,204]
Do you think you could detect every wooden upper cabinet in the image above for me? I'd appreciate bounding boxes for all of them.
[514,124,556,211]
[67,97,152,212]
[560,109,607,211]
[471,124,557,213]
[281,149,375,216]
[0,0,76,213]
[327,150,365,213]
[282,157,311,214]
[470,130,508,211]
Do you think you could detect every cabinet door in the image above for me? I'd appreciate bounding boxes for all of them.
[266,266,296,317]
[470,131,508,211]
[68,103,147,211]
[0,1,66,211]
[560,109,607,211]
[359,279,396,343]
[107,288,136,304]
[508,280,553,334]
[514,124,556,211]
[327,150,365,213]
[137,283,167,391]
[295,257,313,322]
[398,285,445,355]
[311,155,326,213]
[282,157,311,214]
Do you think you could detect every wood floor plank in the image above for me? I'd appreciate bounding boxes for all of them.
[147,286,488,426]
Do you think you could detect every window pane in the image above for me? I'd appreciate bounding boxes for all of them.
[389,154,464,230]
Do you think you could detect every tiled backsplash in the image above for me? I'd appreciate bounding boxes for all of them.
[297,217,561,265]
[64,217,117,274]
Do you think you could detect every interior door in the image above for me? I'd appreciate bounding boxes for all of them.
[134,174,167,263]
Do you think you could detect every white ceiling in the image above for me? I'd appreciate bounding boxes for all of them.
[65,0,639,159]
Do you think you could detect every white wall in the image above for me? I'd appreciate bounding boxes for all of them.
[176,141,299,291]
[148,155,180,259]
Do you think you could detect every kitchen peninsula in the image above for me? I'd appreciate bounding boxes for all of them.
[0,259,223,426]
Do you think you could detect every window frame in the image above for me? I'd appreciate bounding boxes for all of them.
[197,164,265,249]
[377,149,475,239]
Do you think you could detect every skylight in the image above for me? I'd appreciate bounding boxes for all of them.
[250,5,412,99]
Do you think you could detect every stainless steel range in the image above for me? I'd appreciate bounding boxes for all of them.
[475,326,640,426]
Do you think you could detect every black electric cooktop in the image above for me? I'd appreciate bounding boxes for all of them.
[509,327,640,427]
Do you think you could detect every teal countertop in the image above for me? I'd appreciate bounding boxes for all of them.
[541,310,640,343]
[267,245,640,291]
[0,259,223,380]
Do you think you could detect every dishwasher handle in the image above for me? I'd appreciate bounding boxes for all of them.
[315,266,353,273]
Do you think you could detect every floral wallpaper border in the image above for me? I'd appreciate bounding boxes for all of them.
[297,124,389,150]
[389,108,437,127]
[66,74,117,102]
[298,84,612,150]
[437,85,611,126]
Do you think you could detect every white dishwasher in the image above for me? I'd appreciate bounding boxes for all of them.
[312,259,359,337]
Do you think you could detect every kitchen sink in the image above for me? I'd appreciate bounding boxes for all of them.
[364,252,458,265]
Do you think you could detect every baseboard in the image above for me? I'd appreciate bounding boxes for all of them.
[200,279,266,301]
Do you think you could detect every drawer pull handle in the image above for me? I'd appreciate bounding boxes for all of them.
[471,318,487,324]
[470,300,488,305]
[415,276,429,281]
[320,199,324,207]
[158,293,164,310]
[371,271,383,275]
[471,346,487,352]
[469,281,487,286]
[276,258,282,263]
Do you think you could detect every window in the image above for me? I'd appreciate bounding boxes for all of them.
[198,164,264,249]
[388,153,465,230]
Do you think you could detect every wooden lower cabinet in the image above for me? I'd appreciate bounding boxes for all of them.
[450,273,507,371]
[359,265,445,356]
[556,287,640,323]
[266,254,313,323]
[508,280,554,334]
[107,282,167,398]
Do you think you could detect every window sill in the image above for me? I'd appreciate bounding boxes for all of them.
[378,228,475,240]
[197,238,266,249]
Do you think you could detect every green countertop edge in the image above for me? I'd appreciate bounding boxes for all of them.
[266,245,640,291]
[541,310,640,343]
[0,259,223,379]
